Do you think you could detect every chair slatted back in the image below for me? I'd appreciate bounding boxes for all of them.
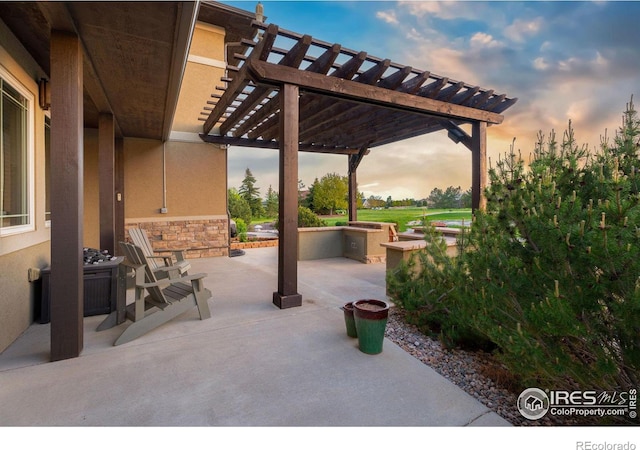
[128,228,160,271]
[120,241,168,307]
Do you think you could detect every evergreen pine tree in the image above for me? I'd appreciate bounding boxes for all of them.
[264,185,279,218]
[239,168,264,218]
[388,98,640,397]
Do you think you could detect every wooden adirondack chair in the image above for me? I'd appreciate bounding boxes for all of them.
[113,241,212,346]
[128,227,191,280]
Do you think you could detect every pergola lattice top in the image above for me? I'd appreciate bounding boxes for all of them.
[200,21,517,155]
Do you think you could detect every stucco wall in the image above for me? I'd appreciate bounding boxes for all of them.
[0,22,52,353]
[0,241,50,352]
[164,140,227,216]
[298,227,344,260]
[298,226,388,263]
[172,22,226,135]
[83,129,99,248]
[123,138,229,257]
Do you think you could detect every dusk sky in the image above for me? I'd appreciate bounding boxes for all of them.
[222,1,640,201]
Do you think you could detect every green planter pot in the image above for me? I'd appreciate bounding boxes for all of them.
[341,302,358,338]
[353,299,389,355]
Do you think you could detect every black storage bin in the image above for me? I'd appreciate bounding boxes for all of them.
[38,256,124,324]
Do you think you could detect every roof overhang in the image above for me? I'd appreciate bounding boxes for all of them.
[0,1,199,140]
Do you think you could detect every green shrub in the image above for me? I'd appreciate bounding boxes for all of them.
[234,218,248,242]
[274,206,327,229]
[228,188,252,226]
[388,98,640,393]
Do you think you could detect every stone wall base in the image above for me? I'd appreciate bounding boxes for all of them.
[365,255,386,264]
[125,218,229,258]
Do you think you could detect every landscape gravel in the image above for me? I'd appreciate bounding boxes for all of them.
[385,307,575,426]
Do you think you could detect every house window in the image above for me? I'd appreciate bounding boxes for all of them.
[0,69,33,234]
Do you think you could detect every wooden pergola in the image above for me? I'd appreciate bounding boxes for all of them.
[201,21,517,310]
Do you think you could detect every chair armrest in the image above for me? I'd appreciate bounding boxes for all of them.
[171,250,187,262]
[147,255,175,266]
[121,260,145,270]
[151,250,187,263]
[137,272,208,289]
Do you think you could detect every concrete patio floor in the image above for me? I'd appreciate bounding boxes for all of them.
[0,246,511,427]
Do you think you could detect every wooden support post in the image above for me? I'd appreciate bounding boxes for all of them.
[347,146,367,222]
[114,138,125,252]
[50,31,84,361]
[99,113,115,253]
[273,83,302,309]
[471,121,487,212]
[348,165,357,222]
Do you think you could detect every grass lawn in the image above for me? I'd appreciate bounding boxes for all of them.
[322,207,472,231]
[251,207,472,232]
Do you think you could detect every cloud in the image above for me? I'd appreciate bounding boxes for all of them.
[504,17,544,43]
[405,27,424,42]
[376,10,398,25]
[399,0,477,21]
[533,57,549,71]
[470,32,504,49]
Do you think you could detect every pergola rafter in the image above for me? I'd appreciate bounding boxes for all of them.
[199,20,517,309]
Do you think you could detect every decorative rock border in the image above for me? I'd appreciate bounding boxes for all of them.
[230,239,279,250]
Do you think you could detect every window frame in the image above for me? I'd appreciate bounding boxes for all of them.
[0,64,35,236]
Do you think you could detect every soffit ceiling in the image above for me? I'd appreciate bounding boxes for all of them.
[0,1,256,140]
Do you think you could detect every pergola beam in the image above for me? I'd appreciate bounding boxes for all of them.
[249,51,368,141]
[248,59,505,125]
[441,120,472,150]
[232,44,341,139]
[199,134,364,155]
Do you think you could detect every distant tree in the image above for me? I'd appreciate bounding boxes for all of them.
[228,188,252,225]
[459,188,472,208]
[312,173,348,215]
[264,185,279,218]
[443,186,462,208]
[427,186,462,208]
[302,177,318,210]
[391,198,415,207]
[385,195,393,209]
[297,179,306,205]
[367,195,385,208]
[239,168,264,218]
